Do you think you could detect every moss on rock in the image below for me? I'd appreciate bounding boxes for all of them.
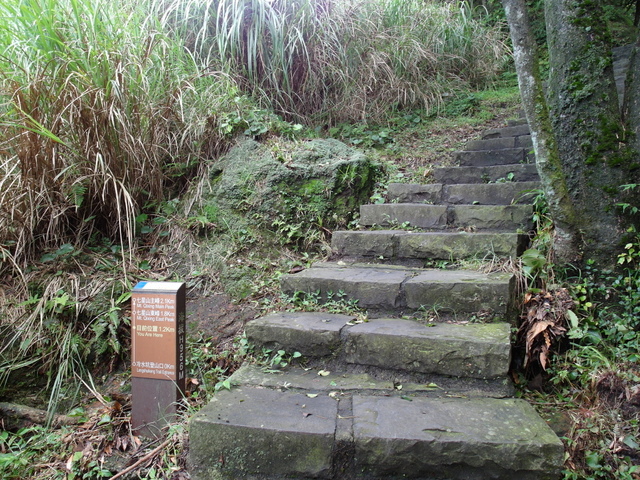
[200,138,381,247]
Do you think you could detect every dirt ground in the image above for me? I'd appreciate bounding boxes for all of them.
[186,293,258,347]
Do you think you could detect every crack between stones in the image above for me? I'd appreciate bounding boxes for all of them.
[331,395,355,479]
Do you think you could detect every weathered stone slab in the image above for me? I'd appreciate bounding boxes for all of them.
[280,265,411,309]
[359,204,448,228]
[229,364,392,392]
[444,181,540,205]
[246,312,352,357]
[189,387,336,479]
[516,134,533,149]
[359,204,533,231]
[433,164,539,184]
[452,204,534,231]
[403,270,514,315]
[387,183,443,203]
[352,396,564,480]
[455,148,526,166]
[332,230,398,258]
[332,231,527,260]
[396,231,527,259]
[344,319,510,379]
[282,265,514,315]
[507,117,528,127]
[482,124,530,139]
[228,364,516,399]
[464,137,516,151]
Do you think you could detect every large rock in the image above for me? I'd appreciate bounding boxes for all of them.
[200,138,380,236]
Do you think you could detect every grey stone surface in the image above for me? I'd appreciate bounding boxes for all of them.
[189,387,336,479]
[433,164,540,184]
[344,319,511,379]
[282,264,514,314]
[465,137,516,151]
[280,265,411,309]
[384,182,540,205]
[228,364,516,399]
[332,230,398,258]
[517,134,533,149]
[387,183,443,203]
[507,117,528,127]
[359,204,448,228]
[482,124,530,139]
[332,230,527,260]
[246,312,352,357]
[396,231,527,259]
[444,181,540,205]
[229,364,393,392]
[397,232,528,260]
[455,148,527,166]
[403,269,514,315]
[360,203,533,231]
[352,396,564,480]
[452,204,534,231]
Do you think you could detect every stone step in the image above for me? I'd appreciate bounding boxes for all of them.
[332,230,528,260]
[387,181,540,205]
[359,203,534,231]
[189,387,564,480]
[228,363,515,399]
[455,147,535,167]
[464,135,532,151]
[433,163,539,184]
[507,117,528,127]
[280,263,515,318]
[246,313,511,380]
[481,123,530,139]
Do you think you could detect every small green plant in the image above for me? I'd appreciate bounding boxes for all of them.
[0,427,64,478]
[257,348,303,373]
[283,290,363,317]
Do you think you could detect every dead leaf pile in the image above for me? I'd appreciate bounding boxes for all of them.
[518,288,574,371]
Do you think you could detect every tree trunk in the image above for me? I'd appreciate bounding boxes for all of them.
[545,0,627,267]
[501,0,581,263]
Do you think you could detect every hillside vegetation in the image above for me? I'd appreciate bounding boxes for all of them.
[0,1,638,479]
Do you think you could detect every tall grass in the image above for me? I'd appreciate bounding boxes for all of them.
[0,0,238,412]
[168,0,508,124]
[0,0,237,267]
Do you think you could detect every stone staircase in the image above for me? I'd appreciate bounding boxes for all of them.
[189,120,565,479]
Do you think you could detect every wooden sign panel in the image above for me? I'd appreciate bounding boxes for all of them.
[131,281,186,437]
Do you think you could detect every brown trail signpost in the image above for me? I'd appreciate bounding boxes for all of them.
[131,281,186,437]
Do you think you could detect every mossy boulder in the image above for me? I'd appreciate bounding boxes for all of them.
[202,138,380,244]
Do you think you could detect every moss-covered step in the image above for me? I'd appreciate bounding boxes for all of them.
[332,230,528,260]
[226,363,515,399]
[464,135,533,151]
[359,204,534,231]
[454,147,535,166]
[433,163,539,184]
[280,263,515,316]
[189,388,564,480]
[245,313,511,379]
[189,387,336,480]
[352,395,564,480]
[508,117,528,127]
[482,123,531,139]
[387,181,540,205]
